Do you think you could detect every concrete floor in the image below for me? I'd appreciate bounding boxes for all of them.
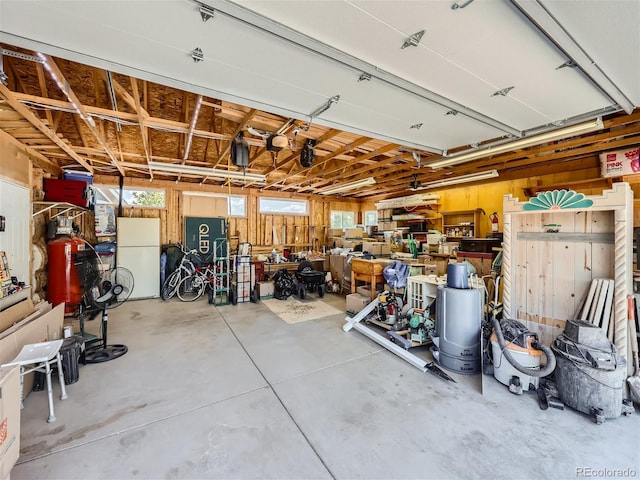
[11,294,640,479]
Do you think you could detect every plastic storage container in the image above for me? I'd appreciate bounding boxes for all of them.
[63,170,94,184]
[95,242,117,270]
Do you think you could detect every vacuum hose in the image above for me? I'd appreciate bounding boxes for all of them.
[492,316,556,377]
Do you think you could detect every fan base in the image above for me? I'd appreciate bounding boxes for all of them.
[85,344,128,363]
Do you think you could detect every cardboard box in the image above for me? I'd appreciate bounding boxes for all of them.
[0,302,63,398]
[257,281,274,299]
[457,252,493,276]
[344,228,364,239]
[362,242,377,254]
[328,229,344,237]
[356,285,383,297]
[346,293,370,314]
[0,365,20,480]
[361,242,390,256]
[0,298,35,334]
[342,240,363,249]
[423,264,438,276]
[330,255,347,286]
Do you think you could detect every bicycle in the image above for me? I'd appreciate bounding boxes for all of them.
[176,264,218,302]
[161,245,199,300]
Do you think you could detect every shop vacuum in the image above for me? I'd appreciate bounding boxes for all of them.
[551,319,634,424]
[484,276,556,394]
[490,317,556,394]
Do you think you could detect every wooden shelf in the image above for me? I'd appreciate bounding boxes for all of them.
[33,201,89,218]
[442,209,482,238]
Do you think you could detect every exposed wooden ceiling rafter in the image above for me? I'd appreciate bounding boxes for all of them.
[129,77,153,178]
[1,45,638,198]
[0,83,94,172]
[40,55,125,175]
[276,136,372,191]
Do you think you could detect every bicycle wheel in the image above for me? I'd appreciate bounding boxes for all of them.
[161,270,181,300]
[177,274,205,302]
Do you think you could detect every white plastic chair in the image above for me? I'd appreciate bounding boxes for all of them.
[1,340,68,422]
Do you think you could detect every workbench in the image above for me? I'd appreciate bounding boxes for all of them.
[350,258,392,300]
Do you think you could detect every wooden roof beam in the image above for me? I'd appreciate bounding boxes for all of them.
[39,55,125,175]
[298,144,401,191]
[130,77,153,178]
[0,128,62,175]
[272,136,371,191]
[0,83,94,172]
[182,95,202,162]
[34,63,54,128]
[10,92,240,143]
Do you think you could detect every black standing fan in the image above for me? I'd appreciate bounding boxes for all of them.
[77,255,134,363]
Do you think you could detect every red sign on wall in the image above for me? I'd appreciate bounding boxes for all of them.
[600,147,640,177]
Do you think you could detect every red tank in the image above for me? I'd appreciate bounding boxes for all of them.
[47,236,86,314]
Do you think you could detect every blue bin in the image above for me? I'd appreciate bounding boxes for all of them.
[63,170,94,184]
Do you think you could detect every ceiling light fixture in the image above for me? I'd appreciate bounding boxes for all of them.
[147,161,266,183]
[430,117,603,168]
[320,177,376,195]
[420,170,499,189]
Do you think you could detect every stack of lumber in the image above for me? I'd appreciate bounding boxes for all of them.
[578,278,615,340]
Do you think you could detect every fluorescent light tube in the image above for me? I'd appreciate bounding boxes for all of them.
[430,118,603,168]
[421,170,499,189]
[147,162,266,183]
[320,177,376,195]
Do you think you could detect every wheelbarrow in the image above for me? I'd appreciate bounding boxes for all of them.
[295,261,326,299]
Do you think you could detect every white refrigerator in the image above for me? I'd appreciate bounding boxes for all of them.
[117,217,160,299]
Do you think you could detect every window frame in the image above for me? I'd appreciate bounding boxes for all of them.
[258,197,308,216]
[330,210,356,229]
[93,184,166,209]
[364,210,378,227]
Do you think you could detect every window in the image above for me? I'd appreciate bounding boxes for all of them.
[330,211,355,229]
[259,197,308,215]
[228,196,246,217]
[364,210,378,226]
[94,185,165,208]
